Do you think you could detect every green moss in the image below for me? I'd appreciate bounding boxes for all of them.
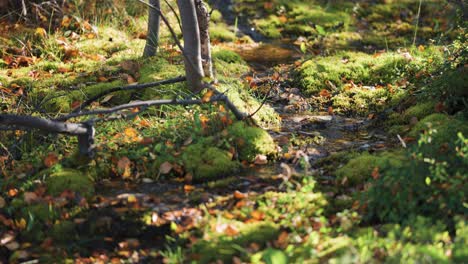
[51,221,76,243]
[34,61,60,72]
[298,49,443,95]
[210,23,237,42]
[453,216,468,263]
[210,10,223,23]
[255,15,282,38]
[193,222,279,263]
[212,50,244,64]
[0,58,8,68]
[46,169,94,198]
[228,122,277,161]
[335,151,406,185]
[182,140,240,181]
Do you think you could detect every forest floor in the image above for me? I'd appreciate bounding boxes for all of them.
[0,0,467,263]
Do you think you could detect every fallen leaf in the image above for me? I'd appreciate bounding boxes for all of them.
[184,185,195,192]
[35,27,47,38]
[44,153,59,168]
[234,190,247,199]
[371,167,380,180]
[8,188,18,197]
[254,154,268,165]
[225,224,239,236]
[23,192,38,204]
[127,194,137,203]
[159,162,173,174]
[117,156,132,179]
[251,210,265,220]
[201,90,214,103]
[319,89,331,98]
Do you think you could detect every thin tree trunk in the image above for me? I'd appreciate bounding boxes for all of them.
[143,0,161,57]
[195,0,214,79]
[177,0,204,93]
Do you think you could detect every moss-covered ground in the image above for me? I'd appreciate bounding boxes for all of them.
[0,0,467,263]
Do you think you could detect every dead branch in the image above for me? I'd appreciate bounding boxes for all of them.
[70,76,186,114]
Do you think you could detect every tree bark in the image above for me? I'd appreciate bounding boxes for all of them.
[195,0,214,79]
[143,0,161,57]
[177,0,204,93]
[0,114,95,156]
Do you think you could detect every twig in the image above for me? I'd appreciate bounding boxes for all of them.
[56,92,246,121]
[70,76,186,114]
[245,79,277,119]
[162,0,182,32]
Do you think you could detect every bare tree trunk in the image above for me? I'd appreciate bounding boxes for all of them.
[195,0,214,79]
[177,0,204,93]
[143,0,161,57]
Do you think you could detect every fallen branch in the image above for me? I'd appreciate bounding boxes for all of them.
[58,91,247,121]
[0,114,95,155]
[70,76,186,114]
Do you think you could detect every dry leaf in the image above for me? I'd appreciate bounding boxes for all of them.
[201,90,214,103]
[184,185,195,192]
[8,188,18,197]
[234,190,247,199]
[44,152,58,167]
[371,167,380,180]
[117,156,132,179]
[251,210,265,220]
[319,89,331,98]
[225,224,239,236]
[159,162,173,174]
[254,154,268,165]
[24,192,38,204]
[127,194,137,203]
[35,27,47,38]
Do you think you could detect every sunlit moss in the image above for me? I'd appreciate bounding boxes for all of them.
[335,151,406,186]
[182,140,240,181]
[228,121,277,161]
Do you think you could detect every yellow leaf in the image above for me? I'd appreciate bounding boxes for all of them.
[15,218,27,230]
[127,195,137,203]
[35,27,47,38]
[418,45,425,52]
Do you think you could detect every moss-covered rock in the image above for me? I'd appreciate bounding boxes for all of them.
[46,169,94,198]
[335,151,406,185]
[297,49,443,95]
[228,122,277,162]
[51,221,76,243]
[192,222,279,263]
[182,139,240,181]
[212,50,244,64]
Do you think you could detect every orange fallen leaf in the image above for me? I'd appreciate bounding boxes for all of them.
[44,152,58,168]
[251,210,265,220]
[184,185,195,192]
[225,224,239,236]
[319,89,331,98]
[201,90,214,103]
[8,188,18,197]
[234,190,247,199]
[371,167,380,180]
